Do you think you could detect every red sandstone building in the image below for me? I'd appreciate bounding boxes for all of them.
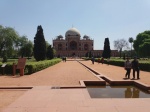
[53,27,119,57]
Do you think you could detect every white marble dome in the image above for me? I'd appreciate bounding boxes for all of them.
[65,27,81,37]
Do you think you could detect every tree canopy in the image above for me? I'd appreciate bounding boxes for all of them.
[128,37,134,57]
[0,25,19,60]
[0,25,56,61]
[133,31,150,57]
[129,37,134,43]
[114,38,129,58]
[19,39,33,58]
[46,45,54,59]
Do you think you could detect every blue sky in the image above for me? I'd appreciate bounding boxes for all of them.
[0,0,150,50]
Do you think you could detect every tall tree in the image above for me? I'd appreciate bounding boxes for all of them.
[114,38,128,58]
[46,45,54,59]
[0,25,19,60]
[33,25,46,61]
[19,36,28,46]
[139,39,150,57]
[128,37,134,57]
[25,41,33,58]
[19,40,33,58]
[17,36,28,57]
[133,31,150,57]
[102,38,111,58]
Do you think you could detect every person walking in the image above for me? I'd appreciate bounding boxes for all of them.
[132,57,140,79]
[91,57,95,64]
[64,57,66,62]
[124,57,132,79]
[101,57,104,64]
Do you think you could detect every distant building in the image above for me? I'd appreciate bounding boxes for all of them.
[53,27,119,57]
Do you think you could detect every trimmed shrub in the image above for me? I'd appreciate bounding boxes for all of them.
[94,58,150,72]
[24,59,61,74]
[139,62,150,72]
[0,58,61,75]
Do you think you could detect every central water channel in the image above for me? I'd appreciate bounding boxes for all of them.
[78,61,150,98]
[87,86,150,98]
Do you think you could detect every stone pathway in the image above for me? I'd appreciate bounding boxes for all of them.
[0,60,98,86]
[0,59,150,112]
[80,60,150,85]
[2,87,150,112]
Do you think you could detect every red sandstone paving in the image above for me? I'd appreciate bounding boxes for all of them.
[0,60,99,87]
[0,59,149,86]
[0,60,99,109]
[0,90,27,108]
[0,59,150,111]
[80,60,150,86]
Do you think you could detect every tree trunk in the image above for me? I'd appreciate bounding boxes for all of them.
[131,43,132,58]
[120,48,122,58]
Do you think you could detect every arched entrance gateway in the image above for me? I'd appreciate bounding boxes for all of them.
[72,52,75,56]
[53,27,119,57]
[70,41,77,50]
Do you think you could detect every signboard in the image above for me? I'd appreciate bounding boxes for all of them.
[1,63,7,67]
[16,58,26,69]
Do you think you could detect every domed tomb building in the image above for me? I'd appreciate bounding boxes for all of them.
[53,27,118,57]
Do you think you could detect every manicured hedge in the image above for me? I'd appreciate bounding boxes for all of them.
[0,58,61,75]
[82,58,150,72]
[139,62,150,72]
[94,58,150,72]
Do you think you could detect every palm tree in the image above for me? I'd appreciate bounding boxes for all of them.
[128,37,134,57]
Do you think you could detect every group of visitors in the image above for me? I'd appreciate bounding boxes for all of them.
[124,57,140,79]
[91,56,140,79]
[62,57,66,62]
[91,57,104,64]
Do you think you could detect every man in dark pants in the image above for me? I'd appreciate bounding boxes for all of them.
[91,57,95,64]
[132,57,140,79]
